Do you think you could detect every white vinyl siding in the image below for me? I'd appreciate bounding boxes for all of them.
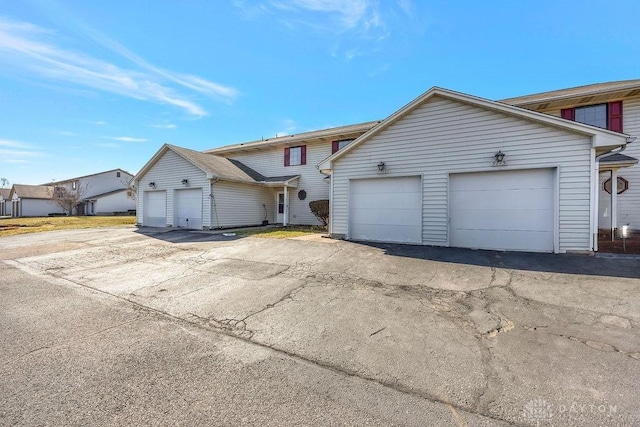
[210,180,273,228]
[331,96,594,253]
[222,143,332,225]
[93,191,133,215]
[16,199,64,217]
[545,97,640,230]
[136,150,210,229]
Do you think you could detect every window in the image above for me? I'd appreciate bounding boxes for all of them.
[561,101,623,132]
[331,139,354,154]
[116,171,121,178]
[284,145,306,166]
[71,181,77,190]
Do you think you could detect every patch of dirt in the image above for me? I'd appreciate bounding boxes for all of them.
[598,230,640,254]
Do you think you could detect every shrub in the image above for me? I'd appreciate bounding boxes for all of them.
[309,199,329,227]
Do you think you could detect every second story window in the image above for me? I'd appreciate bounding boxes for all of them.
[284,145,306,166]
[561,101,623,132]
[71,181,77,190]
[332,139,354,154]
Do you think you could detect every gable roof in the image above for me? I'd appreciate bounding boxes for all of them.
[0,188,10,200]
[205,121,380,154]
[599,153,639,167]
[319,87,630,172]
[501,79,640,109]
[11,184,53,199]
[134,144,298,186]
[44,168,134,186]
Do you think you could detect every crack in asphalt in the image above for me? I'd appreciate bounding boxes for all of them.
[0,315,142,367]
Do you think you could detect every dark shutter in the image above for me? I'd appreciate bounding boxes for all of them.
[331,141,339,154]
[301,145,307,165]
[608,101,623,132]
[561,108,575,121]
[284,147,290,166]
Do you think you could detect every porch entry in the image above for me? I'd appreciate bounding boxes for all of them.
[276,192,285,223]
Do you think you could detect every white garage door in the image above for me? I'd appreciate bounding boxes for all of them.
[349,176,422,244]
[175,188,202,229]
[143,191,166,227]
[450,169,555,252]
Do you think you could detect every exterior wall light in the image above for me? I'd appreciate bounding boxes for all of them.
[377,161,386,172]
[492,151,506,166]
[181,179,189,185]
[149,182,156,188]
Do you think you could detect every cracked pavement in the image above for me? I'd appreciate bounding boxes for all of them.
[2,227,639,426]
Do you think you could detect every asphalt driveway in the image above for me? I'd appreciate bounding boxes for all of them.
[1,227,639,426]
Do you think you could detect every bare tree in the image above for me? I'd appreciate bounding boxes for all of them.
[121,177,136,201]
[51,181,90,215]
[0,178,9,188]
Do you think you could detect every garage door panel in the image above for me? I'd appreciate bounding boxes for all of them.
[350,207,422,226]
[456,229,553,253]
[175,188,202,229]
[451,188,552,211]
[351,192,422,210]
[450,170,553,191]
[349,176,422,244]
[454,208,553,231]
[351,223,422,244]
[450,169,554,252]
[143,191,167,227]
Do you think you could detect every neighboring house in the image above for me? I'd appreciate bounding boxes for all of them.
[501,80,640,232]
[9,184,64,217]
[319,87,628,253]
[133,122,377,229]
[0,188,12,216]
[46,169,135,215]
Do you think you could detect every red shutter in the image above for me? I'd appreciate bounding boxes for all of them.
[608,101,623,132]
[301,145,307,165]
[284,147,290,166]
[331,141,339,154]
[561,108,575,121]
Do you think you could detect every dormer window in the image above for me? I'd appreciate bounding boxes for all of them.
[332,139,354,154]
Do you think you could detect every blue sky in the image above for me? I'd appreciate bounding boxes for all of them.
[1,0,639,185]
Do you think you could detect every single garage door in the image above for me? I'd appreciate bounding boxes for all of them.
[143,190,166,227]
[449,169,555,252]
[349,176,422,244]
[175,188,202,229]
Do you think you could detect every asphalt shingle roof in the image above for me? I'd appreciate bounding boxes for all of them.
[12,184,54,199]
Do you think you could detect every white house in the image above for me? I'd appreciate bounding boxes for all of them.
[0,188,12,216]
[133,122,377,229]
[319,87,629,253]
[47,169,135,215]
[500,79,640,234]
[9,185,64,217]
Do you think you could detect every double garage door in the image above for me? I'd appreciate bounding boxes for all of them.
[348,169,555,252]
[143,189,202,229]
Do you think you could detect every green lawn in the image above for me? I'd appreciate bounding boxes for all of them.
[236,225,326,239]
[0,216,136,236]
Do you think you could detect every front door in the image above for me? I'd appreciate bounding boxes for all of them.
[276,192,285,223]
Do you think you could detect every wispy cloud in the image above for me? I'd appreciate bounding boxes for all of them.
[111,136,147,142]
[236,1,413,59]
[275,118,298,137]
[150,123,177,129]
[0,141,45,163]
[0,17,239,117]
[89,120,107,126]
[0,139,33,149]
